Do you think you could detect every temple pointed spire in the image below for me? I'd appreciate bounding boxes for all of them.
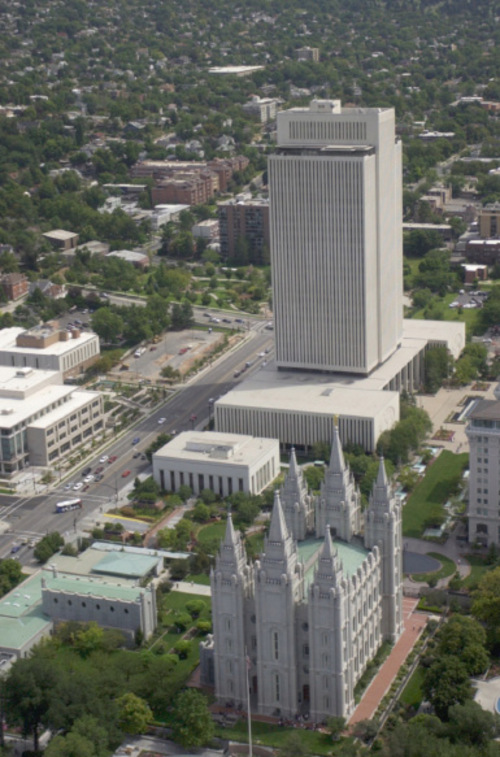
[329,422,345,474]
[223,512,238,548]
[269,490,289,542]
[376,457,388,488]
[321,525,335,560]
[289,447,300,478]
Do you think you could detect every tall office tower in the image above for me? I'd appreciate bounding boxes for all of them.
[269,100,403,374]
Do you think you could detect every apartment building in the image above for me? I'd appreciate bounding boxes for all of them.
[218,199,270,262]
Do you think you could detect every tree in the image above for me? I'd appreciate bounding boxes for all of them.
[44,731,97,757]
[34,532,64,563]
[171,689,214,748]
[423,655,473,720]
[424,346,452,393]
[4,656,58,751]
[327,715,346,740]
[91,308,124,343]
[446,700,500,747]
[472,566,500,648]
[0,558,23,596]
[117,692,152,735]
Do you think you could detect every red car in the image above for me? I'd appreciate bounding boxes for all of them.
[121,469,131,478]
[95,466,104,474]
[108,455,118,464]
[190,414,197,421]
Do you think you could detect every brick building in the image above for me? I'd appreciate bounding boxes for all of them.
[218,199,270,262]
[1,273,28,301]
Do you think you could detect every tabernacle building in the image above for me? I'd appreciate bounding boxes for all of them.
[202,439,403,721]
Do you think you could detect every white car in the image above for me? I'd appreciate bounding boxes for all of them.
[158,417,166,425]
[84,474,95,483]
[258,352,265,358]
[73,482,83,491]
[64,482,72,490]
[99,455,109,463]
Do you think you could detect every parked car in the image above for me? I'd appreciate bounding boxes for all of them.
[121,470,131,478]
[10,545,21,554]
[99,455,109,463]
[82,467,92,476]
[132,437,140,445]
[108,455,118,464]
[94,466,104,474]
[73,482,83,491]
[158,417,166,425]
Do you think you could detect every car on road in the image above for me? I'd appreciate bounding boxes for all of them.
[158,417,166,424]
[265,347,271,354]
[222,318,232,323]
[210,317,221,323]
[133,451,140,458]
[83,484,90,492]
[95,466,104,474]
[121,470,131,478]
[203,312,211,317]
[132,437,140,445]
[82,467,92,476]
[95,474,104,482]
[99,455,109,463]
[64,482,72,490]
[73,482,83,491]
[108,455,118,463]
[265,323,273,330]
[258,352,265,358]
[11,544,21,554]
[84,474,94,483]
[235,318,244,324]
[190,414,197,422]
[234,370,241,378]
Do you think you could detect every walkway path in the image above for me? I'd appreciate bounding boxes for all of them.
[349,597,428,725]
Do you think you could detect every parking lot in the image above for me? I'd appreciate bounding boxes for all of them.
[115,328,227,380]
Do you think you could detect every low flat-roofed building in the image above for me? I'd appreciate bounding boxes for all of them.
[208,65,264,76]
[0,366,103,475]
[106,249,150,268]
[0,325,100,379]
[42,228,79,250]
[0,544,160,662]
[191,219,219,239]
[152,431,280,497]
[215,320,465,453]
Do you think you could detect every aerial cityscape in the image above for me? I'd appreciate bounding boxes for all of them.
[0,0,499,755]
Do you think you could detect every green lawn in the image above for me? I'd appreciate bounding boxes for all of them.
[214,720,353,756]
[408,290,480,336]
[460,554,491,590]
[402,451,469,538]
[411,552,456,582]
[400,666,425,708]
[196,521,227,550]
[187,573,211,585]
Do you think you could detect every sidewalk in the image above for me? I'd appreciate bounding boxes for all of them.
[349,597,428,725]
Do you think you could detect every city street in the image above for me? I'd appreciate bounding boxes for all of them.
[0,322,274,561]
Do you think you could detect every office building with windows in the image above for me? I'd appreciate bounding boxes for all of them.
[270,100,402,375]
[466,387,500,547]
[201,441,403,721]
[216,101,465,452]
[0,366,104,475]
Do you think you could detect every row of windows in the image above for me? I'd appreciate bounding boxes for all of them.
[53,597,130,613]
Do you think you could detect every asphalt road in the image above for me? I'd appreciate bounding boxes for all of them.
[0,323,274,561]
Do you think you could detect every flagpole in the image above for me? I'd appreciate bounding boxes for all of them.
[246,647,253,757]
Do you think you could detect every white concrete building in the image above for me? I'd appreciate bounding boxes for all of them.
[215,319,465,453]
[243,95,279,123]
[152,431,280,497]
[0,366,103,475]
[270,100,403,375]
[201,444,403,721]
[0,325,100,379]
[466,388,500,547]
